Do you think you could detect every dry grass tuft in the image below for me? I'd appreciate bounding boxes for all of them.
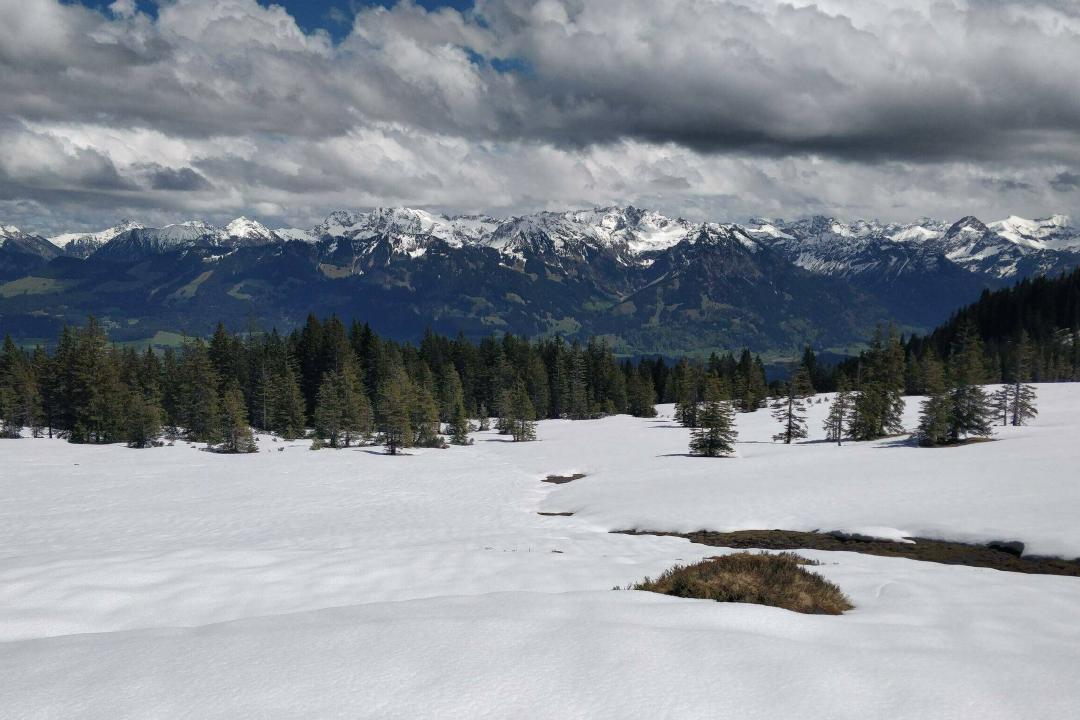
[634,551,854,615]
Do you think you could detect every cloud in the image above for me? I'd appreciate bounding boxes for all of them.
[146,165,212,191]
[1,0,1080,232]
[1050,171,1080,192]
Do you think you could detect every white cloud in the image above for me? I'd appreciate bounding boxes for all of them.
[0,0,1078,233]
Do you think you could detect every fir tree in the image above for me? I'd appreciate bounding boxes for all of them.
[314,372,346,447]
[1009,382,1038,426]
[378,367,413,455]
[123,389,163,449]
[992,385,1011,426]
[510,381,537,442]
[689,377,737,457]
[916,352,952,446]
[1008,331,1038,427]
[443,367,471,445]
[947,321,994,443]
[823,376,854,446]
[412,382,444,447]
[850,325,906,440]
[270,364,306,439]
[771,366,812,444]
[219,380,257,453]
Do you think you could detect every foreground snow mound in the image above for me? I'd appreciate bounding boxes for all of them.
[3,579,1079,720]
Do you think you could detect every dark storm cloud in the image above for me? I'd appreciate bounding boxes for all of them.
[1050,171,1080,192]
[147,166,212,191]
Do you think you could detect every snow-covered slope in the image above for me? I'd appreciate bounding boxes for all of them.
[2,384,1080,717]
[49,219,144,258]
[225,217,280,245]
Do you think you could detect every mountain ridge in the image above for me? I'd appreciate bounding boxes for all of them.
[2,207,1078,355]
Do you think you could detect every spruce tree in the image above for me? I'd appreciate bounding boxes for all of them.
[494,387,514,435]
[314,371,345,447]
[412,382,444,447]
[823,376,853,446]
[992,385,1011,426]
[270,365,306,439]
[178,339,221,444]
[443,367,471,445]
[851,325,906,440]
[947,321,994,443]
[771,366,812,444]
[123,389,163,449]
[916,352,952,446]
[510,381,537,442]
[1008,331,1038,427]
[1009,382,1038,426]
[689,377,737,457]
[378,367,413,455]
[219,380,257,453]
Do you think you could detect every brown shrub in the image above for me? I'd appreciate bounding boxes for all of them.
[634,551,854,615]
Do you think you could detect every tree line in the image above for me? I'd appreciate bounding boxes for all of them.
[3,315,772,451]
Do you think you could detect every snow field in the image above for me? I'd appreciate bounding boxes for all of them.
[2,384,1079,718]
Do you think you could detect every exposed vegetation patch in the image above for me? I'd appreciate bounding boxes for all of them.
[544,473,587,484]
[0,276,70,298]
[538,511,574,517]
[617,529,1080,577]
[634,552,853,615]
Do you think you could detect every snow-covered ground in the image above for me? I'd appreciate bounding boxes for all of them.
[2,384,1079,718]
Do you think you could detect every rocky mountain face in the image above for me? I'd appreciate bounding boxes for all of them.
[1,207,1077,355]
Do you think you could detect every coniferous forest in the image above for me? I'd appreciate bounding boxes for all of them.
[2,266,1077,452]
[0,314,770,451]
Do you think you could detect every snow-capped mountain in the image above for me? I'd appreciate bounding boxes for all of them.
[225,217,281,246]
[3,207,1079,355]
[49,219,144,259]
[1,225,61,280]
[748,214,1078,281]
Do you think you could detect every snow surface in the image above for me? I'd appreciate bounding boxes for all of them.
[2,384,1080,717]
[48,219,143,248]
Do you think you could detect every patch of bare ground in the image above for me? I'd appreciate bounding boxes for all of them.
[633,552,853,615]
[538,511,574,517]
[543,473,587,484]
[616,529,1080,577]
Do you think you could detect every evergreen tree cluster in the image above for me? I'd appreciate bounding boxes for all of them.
[0,315,673,450]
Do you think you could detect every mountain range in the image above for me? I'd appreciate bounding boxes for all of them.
[1,208,1078,356]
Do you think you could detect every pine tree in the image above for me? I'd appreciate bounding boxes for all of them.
[510,380,537,442]
[823,376,853,446]
[219,381,257,453]
[477,402,490,431]
[378,367,413,455]
[340,360,373,447]
[916,352,952,446]
[771,366,812,444]
[689,377,737,457]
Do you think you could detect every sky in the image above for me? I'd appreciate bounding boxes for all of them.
[3,0,1080,235]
